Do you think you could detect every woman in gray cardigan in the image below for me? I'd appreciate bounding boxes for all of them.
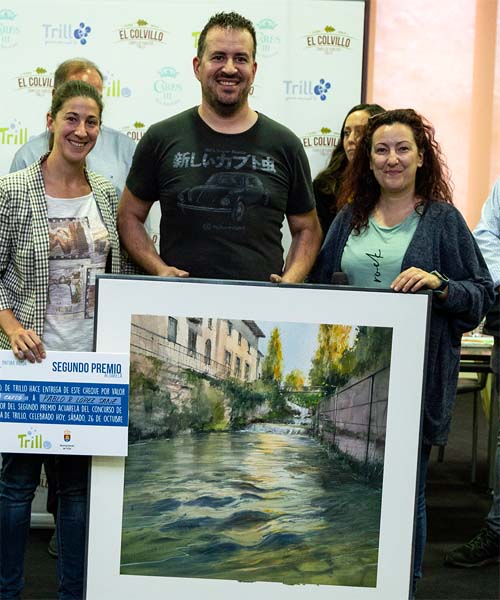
[311,108,494,598]
[0,80,122,600]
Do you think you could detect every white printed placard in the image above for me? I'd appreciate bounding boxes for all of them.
[0,350,129,456]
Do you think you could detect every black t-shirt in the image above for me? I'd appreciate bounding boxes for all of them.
[126,107,314,281]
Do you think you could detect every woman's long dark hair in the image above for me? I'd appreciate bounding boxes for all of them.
[313,103,385,201]
[338,108,453,233]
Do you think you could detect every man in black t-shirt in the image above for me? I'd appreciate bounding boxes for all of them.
[118,11,321,282]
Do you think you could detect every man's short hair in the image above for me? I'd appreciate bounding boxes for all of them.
[197,12,257,60]
[53,58,104,89]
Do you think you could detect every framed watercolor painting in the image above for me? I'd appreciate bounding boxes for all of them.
[86,276,430,600]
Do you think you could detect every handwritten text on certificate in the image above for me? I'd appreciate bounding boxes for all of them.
[0,350,129,456]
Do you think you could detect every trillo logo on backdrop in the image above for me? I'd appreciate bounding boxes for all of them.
[102,70,133,98]
[0,119,29,146]
[41,21,93,45]
[283,78,332,101]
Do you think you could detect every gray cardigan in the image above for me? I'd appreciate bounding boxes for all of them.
[311,202,495,445]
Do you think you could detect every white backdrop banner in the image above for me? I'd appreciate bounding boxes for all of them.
[1,0,366,180]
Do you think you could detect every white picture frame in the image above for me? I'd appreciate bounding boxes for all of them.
[87,276,430,600]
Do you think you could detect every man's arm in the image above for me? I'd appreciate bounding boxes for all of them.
[473,179,500,290]
[117,186,189,277]
[271,209,322,283]
[9,133,48,173]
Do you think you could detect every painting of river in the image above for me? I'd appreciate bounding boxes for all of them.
[119,314,392,588]
[121,430,381,586]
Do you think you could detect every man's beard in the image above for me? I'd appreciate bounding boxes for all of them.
[202,82,252,117]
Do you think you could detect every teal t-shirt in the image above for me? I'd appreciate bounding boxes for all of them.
[341,211,420,288]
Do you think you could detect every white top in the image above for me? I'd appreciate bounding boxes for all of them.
[43,192,110,351]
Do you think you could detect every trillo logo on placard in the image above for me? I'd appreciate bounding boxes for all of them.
[154,66,182,106]
[283,78,332,102]
[305,24,354,53]
[302,126,340,155]
[0,120,29,146]
[18,428,52,450]
[117,18,167,48]
[0,8,20,48]
[121,121,146,142]
[16,67,54,95]
[255,18,280,58]
[64,430,71,442]
[41,21,93,46]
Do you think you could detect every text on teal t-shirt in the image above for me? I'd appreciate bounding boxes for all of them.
[340,211,420,288]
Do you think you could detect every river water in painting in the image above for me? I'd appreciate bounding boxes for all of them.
[120,429,382,587]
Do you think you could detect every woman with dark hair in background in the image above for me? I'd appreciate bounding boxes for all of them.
[311,108,494,597]
[313,102,385,235]
[0,80,122,600]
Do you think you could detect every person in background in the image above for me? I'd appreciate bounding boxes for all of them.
[0,80,122,600]
[118,11,321,284]
[313,103,385,235]
[8,57,137,559]
[310,108,494,597]
[443,178,500,568]
[10,57,135,201]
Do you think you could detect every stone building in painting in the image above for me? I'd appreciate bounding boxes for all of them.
[130,315,265,382]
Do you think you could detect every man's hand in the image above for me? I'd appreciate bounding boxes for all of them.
[157,266,190,278]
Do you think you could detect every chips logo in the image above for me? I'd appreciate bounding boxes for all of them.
[117,18,167,48]
[16,67,54,96]
[64,430,71,442]
[0,120,29,146]
[305,24,354,53]
[283,78,332,102]
[302,126,340,155]
[255,18,280,58]
[42,21,93,46]
[122,121,146,142]
[0,8,20,49]
[154,66,182,106]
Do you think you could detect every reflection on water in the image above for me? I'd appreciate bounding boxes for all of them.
[120,430,381,587]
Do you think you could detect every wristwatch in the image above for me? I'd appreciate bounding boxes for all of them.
[430,270,449,295]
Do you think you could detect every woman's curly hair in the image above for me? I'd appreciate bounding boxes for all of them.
[338,108,453,233]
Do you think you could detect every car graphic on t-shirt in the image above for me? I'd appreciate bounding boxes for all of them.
[177,172,270,222]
